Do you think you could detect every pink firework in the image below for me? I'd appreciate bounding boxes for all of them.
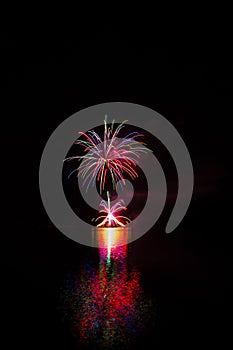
[94,191,130,227]
[65,116,150,193]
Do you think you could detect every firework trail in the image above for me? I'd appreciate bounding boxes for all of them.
[64,116,150,193]
[94,191,130,227]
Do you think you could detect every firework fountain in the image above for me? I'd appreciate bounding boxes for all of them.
[61,117,153,348]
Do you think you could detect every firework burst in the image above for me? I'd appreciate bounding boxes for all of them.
[64,116,150,193]
[94,191,130,227]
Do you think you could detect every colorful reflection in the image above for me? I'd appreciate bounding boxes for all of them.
[61,228,152,348]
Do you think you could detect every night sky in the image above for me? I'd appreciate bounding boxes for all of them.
[2,22,232,349]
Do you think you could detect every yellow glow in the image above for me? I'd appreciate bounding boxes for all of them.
[95,227,130,249]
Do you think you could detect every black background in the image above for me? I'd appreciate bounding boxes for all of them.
[2,21,232,349]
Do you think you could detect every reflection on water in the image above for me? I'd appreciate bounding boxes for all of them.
[95,227,130,265]
[61,228,153,349]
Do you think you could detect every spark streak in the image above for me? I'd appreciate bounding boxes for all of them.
[95,191,130,227]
